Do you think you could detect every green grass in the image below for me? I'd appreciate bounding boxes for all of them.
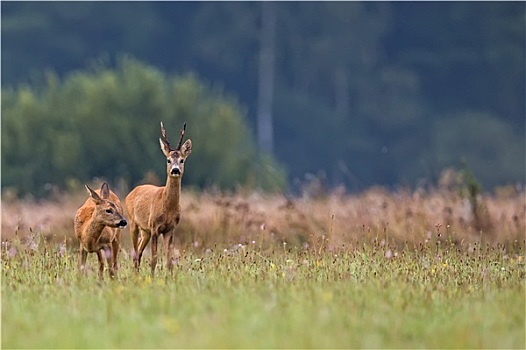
[2,239,525,349]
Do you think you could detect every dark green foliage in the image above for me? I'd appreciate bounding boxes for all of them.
[1,57,285,196]
[1,2,524,192]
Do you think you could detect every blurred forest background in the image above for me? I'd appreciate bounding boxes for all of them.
[2,1,525,198]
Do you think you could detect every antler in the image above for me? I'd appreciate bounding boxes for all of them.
[160,121,174,151]
[160,121,187,151]
[175,122,187,150]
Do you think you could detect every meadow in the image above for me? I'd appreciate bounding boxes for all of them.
[2,181,525,348]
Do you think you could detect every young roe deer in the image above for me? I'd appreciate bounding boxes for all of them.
[74,183,127,278]
[125,122,192,275]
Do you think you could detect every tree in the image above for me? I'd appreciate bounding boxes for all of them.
[1,57,285,197]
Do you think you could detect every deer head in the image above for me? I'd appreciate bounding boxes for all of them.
[159,121,192,178]
[86,183,127,228]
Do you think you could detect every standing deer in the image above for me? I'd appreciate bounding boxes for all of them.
[125,122,192,275]
[74,183,127,278]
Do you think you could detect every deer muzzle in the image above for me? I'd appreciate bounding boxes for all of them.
[170,167,181,176]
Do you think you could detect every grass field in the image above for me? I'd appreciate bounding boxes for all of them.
[2,185,525,348]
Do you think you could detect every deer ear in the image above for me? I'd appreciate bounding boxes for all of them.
[85,185,102,205]
[100,182,110,200]
[159,138,171,157]
[181,139,192,156]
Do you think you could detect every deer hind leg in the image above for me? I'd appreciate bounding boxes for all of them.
[130,221,139,257]
[79,246,88,275]
[150,234,159,276]
[135,230,151,271]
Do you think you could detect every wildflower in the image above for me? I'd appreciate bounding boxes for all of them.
[385,249,392,259]
[28,241,38,251]
[443,262,448,268]
[252,240,256,244]
[161,316,180,334]
[322,292,333,303]
[114,285,125,295]
[422,257,429,269]
[8,246,17,258]
[59,243,66,257]
[141,276,152,287]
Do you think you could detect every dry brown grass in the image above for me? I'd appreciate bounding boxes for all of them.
[2,185,524,254]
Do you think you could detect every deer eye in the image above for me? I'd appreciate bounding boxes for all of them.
[167,159,171,164]
[180,159,184,164]
[105,209,113,214]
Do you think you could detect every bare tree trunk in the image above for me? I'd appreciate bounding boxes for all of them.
[257,1,277,155]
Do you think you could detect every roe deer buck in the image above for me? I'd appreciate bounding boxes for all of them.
[125,122,192,275]
[74,183,127,278]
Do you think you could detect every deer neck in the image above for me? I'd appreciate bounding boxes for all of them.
[84,216,106,250]
[162,175,182,212]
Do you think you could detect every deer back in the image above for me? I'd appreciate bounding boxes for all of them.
[125,184,167,231]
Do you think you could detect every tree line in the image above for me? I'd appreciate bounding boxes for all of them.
[2,2,524,195]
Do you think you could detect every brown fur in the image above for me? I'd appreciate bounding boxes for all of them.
[74,183,127,278]
[125,122,192,275]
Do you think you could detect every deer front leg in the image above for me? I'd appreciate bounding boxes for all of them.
[96,250,105,279]
[150,234,159,276]
[165,233,174,273]
[111,230,121,276]
[102,247,115,279]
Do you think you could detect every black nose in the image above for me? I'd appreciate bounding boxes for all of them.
[171,168,181,175]
[118,220,127,227]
